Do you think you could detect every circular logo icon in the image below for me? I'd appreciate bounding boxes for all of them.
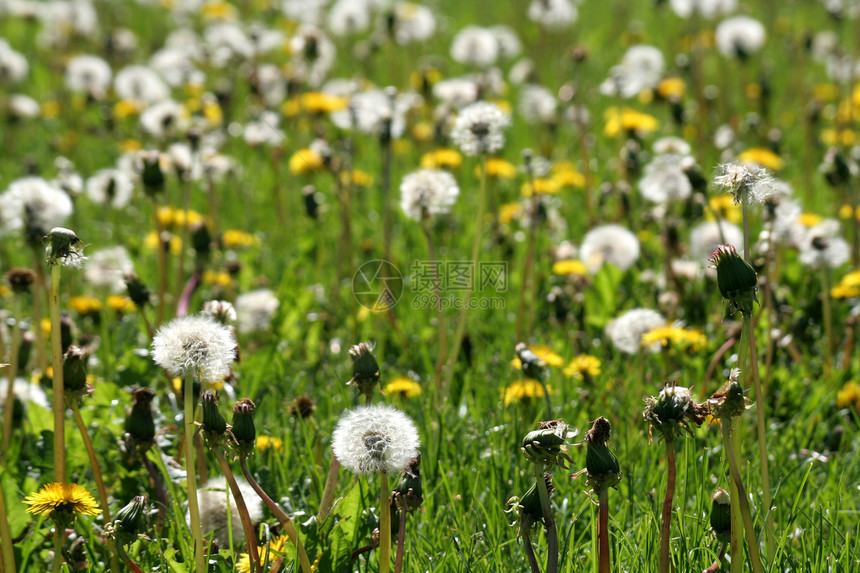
[352,259,403,311]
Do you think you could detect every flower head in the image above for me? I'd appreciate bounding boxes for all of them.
[579,224,640,274]
[0,177,73,244]
[235,289,279,334]
[710,244,758,313]
[643,383,709,440]
[399,169,460,221]
[714,162,776,205]
[450,101,510,156]
[606,308,666,355]
[716,16,766,60]
[45,227,86,268]
[331,404,420,475]
[151,314,236,384]
[24,483,101,523]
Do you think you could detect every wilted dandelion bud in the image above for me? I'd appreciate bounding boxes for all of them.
[392,455,423,513]
[708,373,750,420]
[710,244,757,315]
[124,273,151,308]
[709,488,732,542]
[124,387,156,452]
[643,383,709,440]
[584,417,621,492]
[521,420,575,469]
[231,398,256,457]
[62,345,89,393]
[347,342,381,399]
[515,343,546,381]
[111,495,148,545]
[5,268,35,294]
[201,390,227,441]
[45,227,85,268]
[290,396,316,419]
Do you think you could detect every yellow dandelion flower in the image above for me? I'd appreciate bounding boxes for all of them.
[798,212,823,227]
[707,195,742,224]
[498,202,523,224]
[41,101,61,119]
[289,149,324,175]
[838,270,860,287]
[521,178,560,197]
[820,128,856,147]
[184,83,206,98]
[552,259,587,276]
[300,92,347,114]
[831,284,860,299]
[222,229,259,249]
[744,83,762,101]
[385,376,423,398]
[550,161,585,188]
[836,381,860,410]
[511,345,564,369]
[813,84,839,101]
[838,204,860,220]
[201,0,236,20]
[69,296,103,315]
[476,157,517,179]
[113,99,142,120]
[412,121,434,142]
[604,107,659,137]
[563,354,601,380]
[503,379,549,406]
[24,482,101,519]
[0,284,10,298]
[256,435,284,452]
[107,295,136,313]
[237,535,290,572]
[393,139,412,156]
[738,147,784,171]
[340,170,374,187]
[144,231,183,255]
[657,77,686,99]
[121,139,143,152]
[421,148,463,169]
[282,98,301,117]
[202,99,222,126]
[641,324,706,351]
[409,67,441,91]
[202,270,232,287]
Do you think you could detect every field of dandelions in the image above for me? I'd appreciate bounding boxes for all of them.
[2,0,860,571]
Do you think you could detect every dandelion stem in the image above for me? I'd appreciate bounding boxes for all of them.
[0,479,16,573]
[533,467,558,573]
[821,268,834,382]
[31,247,48,377]
[69,401,120,573]
[379,473,392,573]
[394,506,407,573]
[444,154,488,394]
[2,297,22,453]
[317,457,340,521]
[239,456,312,573]
[422,220,447,400]
[521,525,542,573]
[49,263,66,484]
[702,542,727,573]
[721,420,765,573]
[51,526,63,573]
[516,188,540,342]
[597,488,610,573]
[151,197,168,327]
[183,374,205,573]
[213,448,261,573]
[658,436,675,573]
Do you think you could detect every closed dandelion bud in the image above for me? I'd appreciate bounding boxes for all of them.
[506,474,554,537]
[710,489,732,542]
[124,273,151,308]
[515,343,546,381]
[392,455,423,513]
[141,153,165,195]
[584,417,621,492]
[521,420,575,469]
[302,185,319,219]
[231,398,256,456]
[710,244,757,314]
[191,222,212,259]
[114,495,147,542]
[60,314,74,354]
[6,268,36,294]
[125,388,156,449]
[201,390,227,436]
[348,342,380,399]
[62,345,88,393]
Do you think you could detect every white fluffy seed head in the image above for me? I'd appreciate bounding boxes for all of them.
[235,289,280,334]
[450,101,510,156]
[399,169,460,221]
[331,404,420,476]
[151,314,236,383]
[605,308,666,355]
[579,224,641,274]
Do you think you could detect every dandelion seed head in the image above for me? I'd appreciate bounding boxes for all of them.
[332,404,420,475]
[151,314,236,383]
[450,101,510,156]
[399,169,460,221]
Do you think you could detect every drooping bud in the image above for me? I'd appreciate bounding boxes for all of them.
[124,273,151,308]
[584,417,621,492]
[347,342,380,400]
[62,345,89,393]
[710,244,758,315]
[231,398,256,457]
[45,227,85,268]
[521,420,575,469]
[113,495,148,543]
[392,455,423,514]
[506,474,554,538]
[709,488,732,542]
[124,388,156,452]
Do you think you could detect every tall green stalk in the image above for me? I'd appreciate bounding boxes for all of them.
[657,436,675,573]
[49,264,65,484]
[379,473,392,573]
[0,479,16,573]
[721,420,764,573]
[2,297,22,452]
[213,449,261,573]
[183,375,205,573]
[533,466,558,573]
